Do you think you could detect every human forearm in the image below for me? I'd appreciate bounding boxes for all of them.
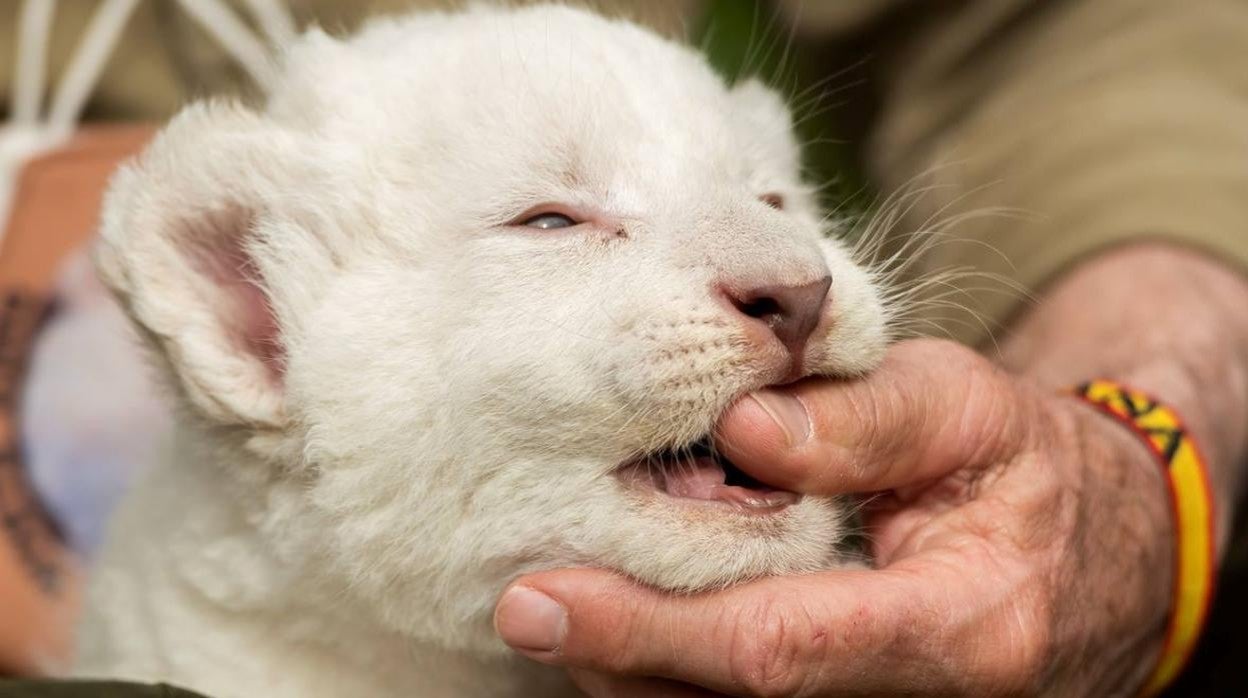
[999,242,1248,551]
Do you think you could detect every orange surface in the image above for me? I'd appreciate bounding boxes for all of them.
[0,125,154,676]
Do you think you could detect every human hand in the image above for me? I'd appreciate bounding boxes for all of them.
[495,338,1178,696]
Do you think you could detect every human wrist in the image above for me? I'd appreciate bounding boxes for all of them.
[1065,397,1176,694]
[995,243,1246,694]
[999,243,1248,551]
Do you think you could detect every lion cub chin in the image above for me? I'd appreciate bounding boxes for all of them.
[72,3,888,697]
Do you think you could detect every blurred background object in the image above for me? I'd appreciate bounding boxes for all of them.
[0,124,151,676]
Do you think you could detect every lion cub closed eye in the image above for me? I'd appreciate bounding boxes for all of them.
[73,4,889,697]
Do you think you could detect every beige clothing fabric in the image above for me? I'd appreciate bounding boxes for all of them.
[806,0,1248,344]
[3,0,1247,346]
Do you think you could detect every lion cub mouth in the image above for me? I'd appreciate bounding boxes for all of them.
[614,437,801,513]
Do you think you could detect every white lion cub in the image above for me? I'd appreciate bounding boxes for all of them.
[75,4,890,697]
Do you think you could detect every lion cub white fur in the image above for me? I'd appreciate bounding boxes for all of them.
[75,4,889,697]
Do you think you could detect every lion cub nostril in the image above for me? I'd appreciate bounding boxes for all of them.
[722,275,832,357]
[732,296,783,320]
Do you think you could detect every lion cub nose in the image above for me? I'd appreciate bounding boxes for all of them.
[721,275,832,357]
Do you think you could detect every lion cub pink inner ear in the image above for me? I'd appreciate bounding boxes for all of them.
[185,209,286,386]
[231,276,284,380]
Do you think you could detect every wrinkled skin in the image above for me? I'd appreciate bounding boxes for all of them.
[496,244,1248,696]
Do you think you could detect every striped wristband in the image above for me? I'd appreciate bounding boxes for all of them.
[1071,380,1216,697]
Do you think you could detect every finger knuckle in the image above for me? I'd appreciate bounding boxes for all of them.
[945,353,1028,465]
[727,600,822,697]
[915,338,1004,398]
[605,600,656,673]
[843,387,888,461]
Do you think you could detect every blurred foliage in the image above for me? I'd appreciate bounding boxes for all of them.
[693,0,874,218]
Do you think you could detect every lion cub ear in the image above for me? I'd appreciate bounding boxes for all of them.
[729,78,801,164]
[95,102,312,430]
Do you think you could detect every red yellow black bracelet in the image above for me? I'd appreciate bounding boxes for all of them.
[1071,380,1216,697]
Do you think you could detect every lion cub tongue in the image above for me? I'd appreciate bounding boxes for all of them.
[662,455,726,500]
[660,454,803,509]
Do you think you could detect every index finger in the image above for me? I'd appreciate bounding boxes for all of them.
[714,338,1039,495]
